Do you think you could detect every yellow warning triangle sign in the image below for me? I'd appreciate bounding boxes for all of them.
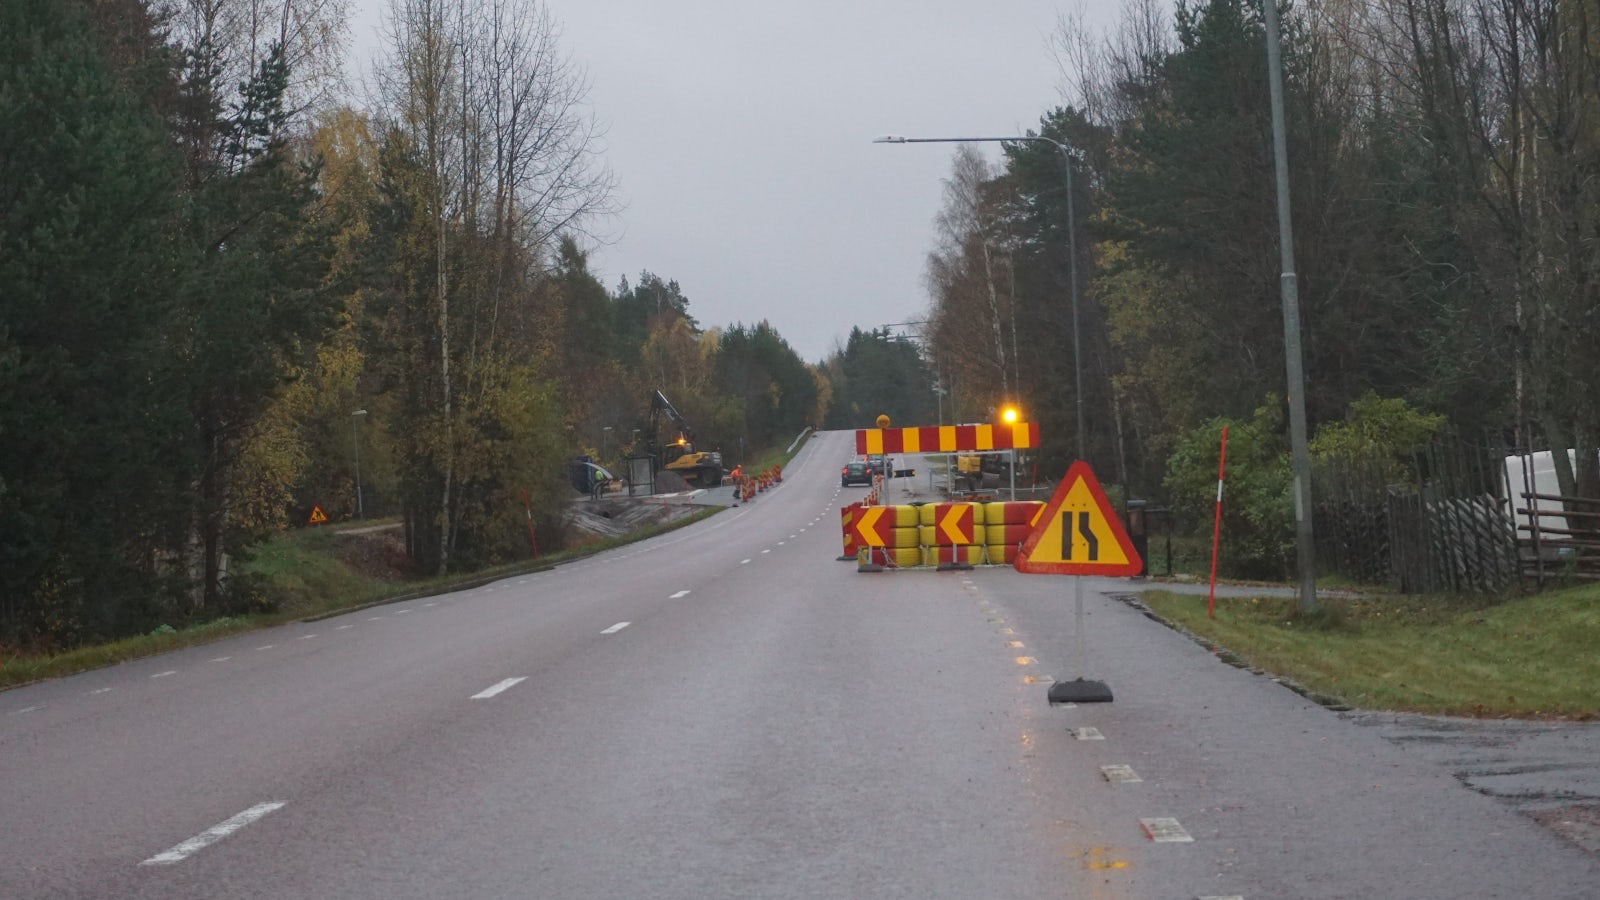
[1014,461,1142,576]
[308,504,328,525]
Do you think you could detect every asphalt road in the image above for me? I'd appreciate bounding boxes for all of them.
[2,429,1598,898]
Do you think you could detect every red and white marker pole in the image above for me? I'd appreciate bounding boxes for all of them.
[1208,425,1228,618]
[522,489,539,559]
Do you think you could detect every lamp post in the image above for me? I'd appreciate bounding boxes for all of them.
[1261,1,1318,613]
[351,409,368,518]
[875,134,1085,462]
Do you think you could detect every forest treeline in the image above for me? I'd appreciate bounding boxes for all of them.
[1,0,911,650]
[7,0,1597,646]
[922,0,1600,575]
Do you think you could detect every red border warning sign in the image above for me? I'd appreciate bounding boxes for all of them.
[1014,461,1141,576]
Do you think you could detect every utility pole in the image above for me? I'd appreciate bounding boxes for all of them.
[351,409,368,518]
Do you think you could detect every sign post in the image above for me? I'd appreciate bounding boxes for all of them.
[1014,461,1142,704]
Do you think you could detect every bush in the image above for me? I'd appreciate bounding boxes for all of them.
[1309,392,1446,478]
[1165,397,1294,580]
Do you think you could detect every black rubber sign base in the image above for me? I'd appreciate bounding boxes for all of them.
[1048,678,1114,704]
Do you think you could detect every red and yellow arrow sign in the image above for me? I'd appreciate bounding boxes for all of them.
[852,506,895,547]
[936,503,975,545]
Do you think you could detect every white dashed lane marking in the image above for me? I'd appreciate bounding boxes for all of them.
[741,559,751,564]
[1072,727,1106,741]
[298,634,317,640]
[471,677,527,700]
[152,671,175,679]
[209,657,230,663]
[601,622,630,635]
[256,645,275,651]
[669,590,691,599]
[1139,817,1194,843]
[1101,764,1142,784]
[90,687,115,695]
[140,801,286,866]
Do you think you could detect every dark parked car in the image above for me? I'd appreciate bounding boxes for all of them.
[841,459,872,486]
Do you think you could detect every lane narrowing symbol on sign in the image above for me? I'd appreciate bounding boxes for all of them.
[1073,511,1099,561]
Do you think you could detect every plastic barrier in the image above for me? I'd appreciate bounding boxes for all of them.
[985,543,1019,565]
[915,502,988,528]
[844,501,1042,571]
[884,526,919,549]
[840,503,860,560]
[924,545,984,566]
[858,546,922,568]
[887,505,921,527]
[983,501,1046,526]
[983,523,1034,545]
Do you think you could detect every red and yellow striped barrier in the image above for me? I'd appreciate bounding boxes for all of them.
[855,422,1038,456]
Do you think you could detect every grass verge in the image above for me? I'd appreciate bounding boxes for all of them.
[0,506,721,691]
[1140,584,1600,719]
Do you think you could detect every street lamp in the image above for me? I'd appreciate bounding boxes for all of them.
[875,134,1086,462]
[1261,2,1318,613]
[879,319,937,424]
[999,403,1021,500]
[351,409,368,518]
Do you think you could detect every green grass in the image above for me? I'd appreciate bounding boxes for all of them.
[1141,584,1600,719]
[0,617,262,688]
[244,524,405,616]
[746,427,813,474]
[0,507,721,690]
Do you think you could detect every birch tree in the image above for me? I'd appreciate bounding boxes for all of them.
[373,0,612,573]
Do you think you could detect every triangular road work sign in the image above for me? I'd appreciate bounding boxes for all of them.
[308,504,329,525]
[1015,461,1142,576]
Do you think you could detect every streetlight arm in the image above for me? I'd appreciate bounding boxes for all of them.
[873,132,1085,460]
[875,134,1071,157]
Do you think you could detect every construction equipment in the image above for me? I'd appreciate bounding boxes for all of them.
[646,390,724,488]
[955,452,1011,492]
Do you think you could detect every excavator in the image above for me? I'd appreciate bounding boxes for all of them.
[646,390,724,488]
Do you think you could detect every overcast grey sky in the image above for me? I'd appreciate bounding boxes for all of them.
[354,1,1119,363]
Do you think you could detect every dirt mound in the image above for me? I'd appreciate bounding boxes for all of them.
[563,497,699,545]
[333,525,415,581]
